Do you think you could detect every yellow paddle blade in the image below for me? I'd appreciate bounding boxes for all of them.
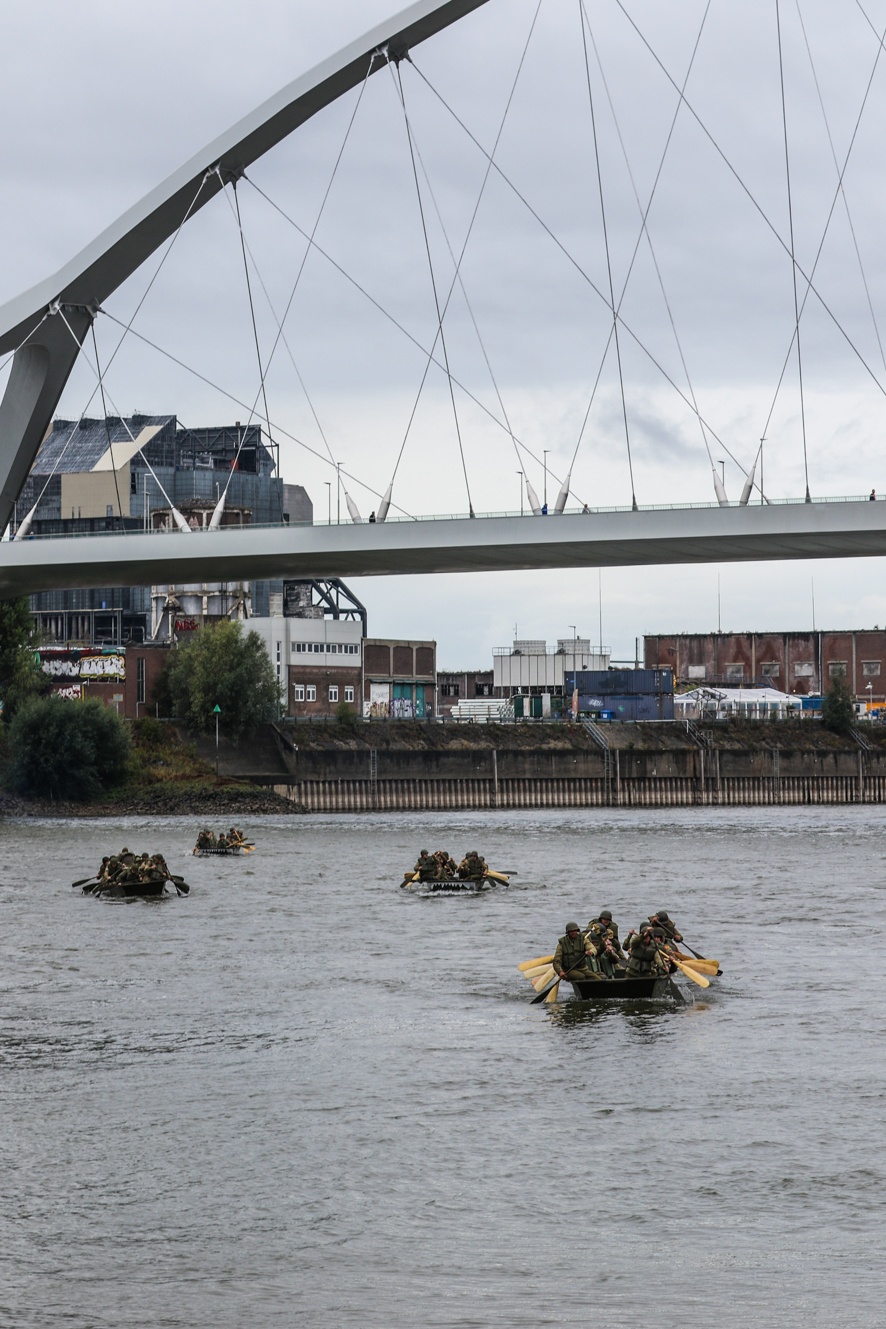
[485,869,510,884]
[530,968,557,991]
[518,954,555,971]
[523,963,555,980]
[676,956,719,975]
[544,981,560,1003]
[672,958,710,988]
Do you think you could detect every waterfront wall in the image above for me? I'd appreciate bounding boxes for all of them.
[271,771,886,812]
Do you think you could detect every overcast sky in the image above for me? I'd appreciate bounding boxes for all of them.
[5,0,886,665]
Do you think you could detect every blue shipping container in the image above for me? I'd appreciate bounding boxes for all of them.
[566,668,674,697]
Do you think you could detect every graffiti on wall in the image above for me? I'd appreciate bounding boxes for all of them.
[40,651,125,681]
[56,684,83,701]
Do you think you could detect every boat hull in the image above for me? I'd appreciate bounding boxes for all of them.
[193,846,245,856]
[93,881,170,899]
[568,975,682,1001]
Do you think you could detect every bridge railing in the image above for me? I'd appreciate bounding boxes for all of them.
[6,493,883,541]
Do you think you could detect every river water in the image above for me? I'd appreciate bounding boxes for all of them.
[0,807,883,1328]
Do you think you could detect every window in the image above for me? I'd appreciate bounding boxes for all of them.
[326,643,339,653]
[686,665,705,679]
[312,643,323,653]
[862,661,881,676]
[828,661,847,678]
[328,685,339,702]
[293,642,306,653]
[344,686,354,703]
[344,643,359,655]
[476,682,493,696]
[441,683,460,697]
[725,664,744,681]
[793,662,815,677]
[761,662,780,678]
[294,684,305,702]
[306,685,317,702]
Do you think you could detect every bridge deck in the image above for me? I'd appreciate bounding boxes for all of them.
[2,499,886,597]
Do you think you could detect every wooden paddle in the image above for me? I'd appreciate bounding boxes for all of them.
[72,877,97,888]
[484,870,510,885]
[518,954,555,971]
[664,953,710,988]
[531,955,601,1004]
[674,952,719,975]
[529,967,556,991]
[523,962,556,981]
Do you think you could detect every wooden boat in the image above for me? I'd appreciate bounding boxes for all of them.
[568,974,684,1001]
[91,879,172,899]
[400,868,509,891]
[192,844,249,856]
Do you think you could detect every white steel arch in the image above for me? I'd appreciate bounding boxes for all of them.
[0,0,492,535]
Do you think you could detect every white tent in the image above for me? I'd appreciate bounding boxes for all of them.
[675,686,804,720]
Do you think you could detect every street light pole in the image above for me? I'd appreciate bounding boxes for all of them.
[543,451,549,507]
[336,462,341,525]
[325,482,331,525]
[517,471,523,516]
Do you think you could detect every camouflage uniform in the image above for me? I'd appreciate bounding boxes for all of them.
[625,930,668,977]
[553,925,600,982]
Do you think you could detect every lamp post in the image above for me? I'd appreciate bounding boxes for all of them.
[867,681,873,713]
[543,450,549,507]
[325,481,331,525]
[213,704,221,774]
[517,471,523,516]
[336,462,341,525]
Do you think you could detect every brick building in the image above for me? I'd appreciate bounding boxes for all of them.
[644,630,886,699]
[436,669,495,717]
[363,639,436,718]
[37,642,170,716]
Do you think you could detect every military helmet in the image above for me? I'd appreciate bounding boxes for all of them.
[599,910,613,920]
[655,910,670,922]
[566,921,581,933]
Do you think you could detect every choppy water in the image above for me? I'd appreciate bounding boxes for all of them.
[0,807,883,1328]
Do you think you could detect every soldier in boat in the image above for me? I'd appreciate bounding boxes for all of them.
[96,855,111,882]
[217,832,229,851]
[414,849,434,880]
[553,923,601,983]
[647,909,683,943]
[585,914,626,977]
[624,923,669,978]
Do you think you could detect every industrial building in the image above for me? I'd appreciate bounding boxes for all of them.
[18,413,311,644]
[493,638,610,697]
[644,630,886,699]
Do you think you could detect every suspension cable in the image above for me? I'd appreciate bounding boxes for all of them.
[579,0,715,475]
[797,0,886,375]
[386,6,543,492]
[245,170,750,497]
[614,0,886,399]
[391,60,475,516]
[579,1,636,509]
[759,7,886,449]
[232,181,276,472]
[776,0,811,502]
[91,324,126,527]
[56,309,183,518]
[99,309,415,517]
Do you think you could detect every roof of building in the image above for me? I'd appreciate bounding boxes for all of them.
[676,686,802,705]
[33,415,176,475]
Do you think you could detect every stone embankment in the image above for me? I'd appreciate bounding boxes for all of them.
[263,718,886,811]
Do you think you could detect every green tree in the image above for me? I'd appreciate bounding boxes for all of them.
[159,620,281,740]
[0,596,43,720]
[6,696,132,800]
[821,673,855,734]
